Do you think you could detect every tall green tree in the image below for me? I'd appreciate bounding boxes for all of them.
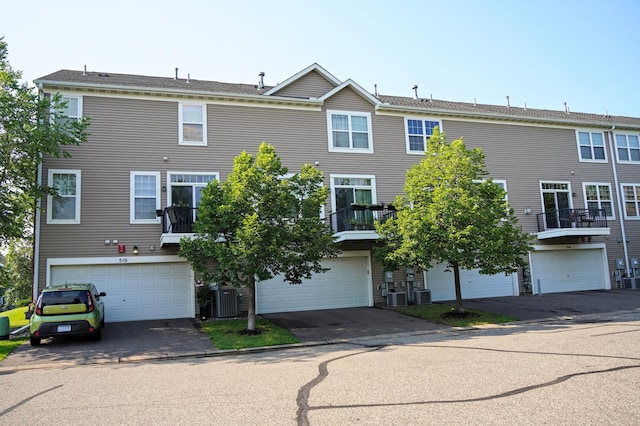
[0,37,89,244]
[0,238,33,305]
[179,142,339,331]
[376,128,531,314]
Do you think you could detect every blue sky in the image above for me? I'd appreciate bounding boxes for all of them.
[3,0,639,117]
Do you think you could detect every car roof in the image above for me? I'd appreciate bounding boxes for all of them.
[44,283,94,292]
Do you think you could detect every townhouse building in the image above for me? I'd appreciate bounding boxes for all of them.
[32,64,640,322]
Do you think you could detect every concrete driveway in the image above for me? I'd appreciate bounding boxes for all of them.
[0,318,215,370]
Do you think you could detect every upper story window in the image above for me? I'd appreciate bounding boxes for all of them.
[576,131,606,162]
[622,183,640,219]
[406,118,442,154]
[327,110,373,153]
[179,103,207,146]
[130,172,161,224]
[584,183,614,218]
[53,95,82,126]
[615,133,640,163]
[47,170,81,224]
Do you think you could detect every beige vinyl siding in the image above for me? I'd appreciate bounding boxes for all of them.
[273,70,337,98]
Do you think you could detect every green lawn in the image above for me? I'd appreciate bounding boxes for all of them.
[199,317,300,350]
[0,306,29,329]
[0,307,30,362]
[397,303,519,327]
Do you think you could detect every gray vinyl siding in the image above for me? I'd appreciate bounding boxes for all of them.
[273,70,337,98]
[36,88,635,294]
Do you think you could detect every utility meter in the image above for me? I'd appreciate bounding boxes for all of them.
[405,269,415,282]
[384,271,394,283]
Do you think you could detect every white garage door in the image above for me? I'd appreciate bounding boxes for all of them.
[530,248,608,294]
[50,262,193,322]
[425,264,518,302]
[256,256,370,314]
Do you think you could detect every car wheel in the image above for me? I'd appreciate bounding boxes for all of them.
[30,336,41,346]
[92,328,102,341]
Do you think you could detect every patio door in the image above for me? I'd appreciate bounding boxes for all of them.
[541,182,571,228]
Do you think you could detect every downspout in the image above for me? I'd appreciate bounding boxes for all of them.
[606,125,631,278]
[32,83,44,300]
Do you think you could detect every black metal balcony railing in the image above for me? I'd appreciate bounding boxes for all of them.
[158,204,398,236]
[158,206,196,234]
[536,208,607,232]
[328,204,397,233]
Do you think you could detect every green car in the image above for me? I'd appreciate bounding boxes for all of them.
[29,283,107,346]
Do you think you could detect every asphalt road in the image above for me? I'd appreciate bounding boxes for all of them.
[1,310,639,425]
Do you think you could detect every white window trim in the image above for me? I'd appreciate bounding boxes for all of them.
[621,183,640,220]
[178,102,207,146]
[576,130,607,163]
[47,169,81,224]
[405,116,443,155]
[614,132,640,164]
[326,110,373,154]
[166,171,219,207]
[130,171,161,224]
[50,93,82,122]
[329,174,377,213]
[582,182,615,220]
[539,180,573,210]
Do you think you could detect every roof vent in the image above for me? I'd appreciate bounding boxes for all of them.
[175,67,179,80]
[374,84,378,97]
[564,102,570,114]
[412,85,419,100]
[83,65,87,76]
[187,73,191,83]
[258,72,265,89]
[506,95,510,108]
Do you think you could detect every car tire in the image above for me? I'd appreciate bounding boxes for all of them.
[30,336,41,346]
[92,328,102,341]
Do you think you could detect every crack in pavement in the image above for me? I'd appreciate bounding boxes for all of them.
[296,341,640,425]
[0,384,63,418]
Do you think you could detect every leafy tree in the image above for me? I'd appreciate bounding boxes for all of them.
[179,142,339,331]
[375,128,531,314]
[0,238,33,306]
[0,37,89,244]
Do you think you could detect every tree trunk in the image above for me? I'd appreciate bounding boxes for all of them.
[453,262,465,314]
[246,280,256,331]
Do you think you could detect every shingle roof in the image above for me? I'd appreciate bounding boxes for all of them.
[377,95,640,128]
[35,69,640,128]
[35,70,273,96]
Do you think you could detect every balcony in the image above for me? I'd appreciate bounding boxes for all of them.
[158,206,196,246]
[536,208,610,240]
[328,204,397,242]
[158,204,398,246]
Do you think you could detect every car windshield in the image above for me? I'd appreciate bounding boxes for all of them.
[41,290,89,306]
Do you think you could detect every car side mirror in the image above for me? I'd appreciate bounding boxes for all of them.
[98,292,107,297]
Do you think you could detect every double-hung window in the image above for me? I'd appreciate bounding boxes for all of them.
[130,172,161,224]
[327,110,373,153]
[576,131,606,162]
[615,133,640,163]
[622,184,640,218]
[47,170,81,224]
[406,118,442,154]
[179,103,207,145]
[584,183,614,218]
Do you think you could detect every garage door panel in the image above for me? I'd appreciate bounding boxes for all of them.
[50,262,192,322]
[530,249,608,294]
[426,264,517,302]
[256,256,370,314]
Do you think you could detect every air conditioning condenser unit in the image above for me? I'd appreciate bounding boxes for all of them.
[387,292,407,308]
[413,289,431,305]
